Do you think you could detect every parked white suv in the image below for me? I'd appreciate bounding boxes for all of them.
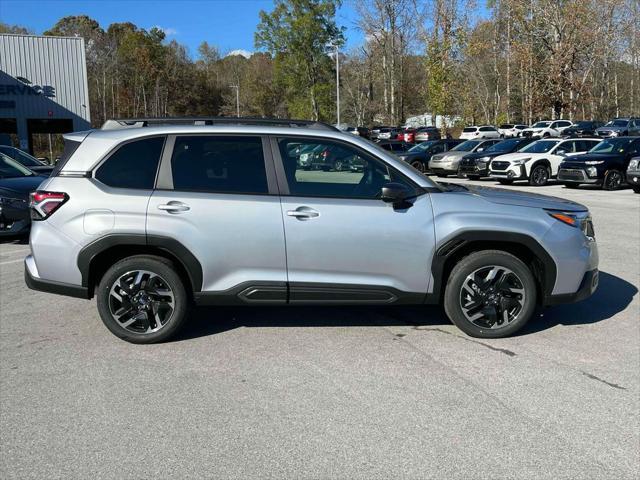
[460,126,501,140]
[498,124,529,138]
[522,120,573,139]
[489,138,601,186]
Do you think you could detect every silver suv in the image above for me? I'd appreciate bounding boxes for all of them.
[25,118,599,343]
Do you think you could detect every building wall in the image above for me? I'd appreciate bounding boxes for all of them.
[0,34,91,150]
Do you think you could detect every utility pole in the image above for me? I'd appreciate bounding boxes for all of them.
[230,85,240,117]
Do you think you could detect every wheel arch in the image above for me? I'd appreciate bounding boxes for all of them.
[77,234,203,298]
[528,158,552,176]
[429,231,556,305]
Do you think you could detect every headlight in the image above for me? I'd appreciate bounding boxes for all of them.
[511,158,529,165]
[547,210,595,241]
[478,156,491,162]
[610,131,619,137]
[629,159,640,170]
[584,160,604,165]
[586,166,598,177]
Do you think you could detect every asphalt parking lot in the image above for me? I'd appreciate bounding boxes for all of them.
[1,180,638,479]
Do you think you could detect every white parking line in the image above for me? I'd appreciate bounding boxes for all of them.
[0,258,25,266]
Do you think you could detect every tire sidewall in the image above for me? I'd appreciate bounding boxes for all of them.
[444,251,537,338]
[96,256,189,343]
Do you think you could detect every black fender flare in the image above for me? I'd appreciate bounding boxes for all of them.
[77,234,203,292]
[428,231,557,303]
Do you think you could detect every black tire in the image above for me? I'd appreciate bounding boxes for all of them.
[444,250,537,338]
[529,164,550,186]
[543,132,550,138]
[410,160,424,172]
[334,160,344,172]
[498,179,513,185]
[603,169,624,191]
[633,186,640,194]
[96,255,190,344]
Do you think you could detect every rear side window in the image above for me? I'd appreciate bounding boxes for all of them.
[479,126,496,132]
[463,127,477,132]
[95,137,164,189]
[171,136,267,194]
[51,139,82,176]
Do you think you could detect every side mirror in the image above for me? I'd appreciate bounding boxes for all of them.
[556,149,567,156]
[477,147,484,152]
[381,182,413,207]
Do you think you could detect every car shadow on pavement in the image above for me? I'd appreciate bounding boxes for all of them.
[521,271,637,335]
[0,235,29,245]
[175,271,636,341]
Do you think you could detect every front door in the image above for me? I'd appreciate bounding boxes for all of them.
[273,136,436,303]
[147,134,287,302]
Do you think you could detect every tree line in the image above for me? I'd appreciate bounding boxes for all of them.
[1,0,638,127]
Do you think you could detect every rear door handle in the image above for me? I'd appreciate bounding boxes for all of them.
[157,201,190,213]
[287,206,319,220]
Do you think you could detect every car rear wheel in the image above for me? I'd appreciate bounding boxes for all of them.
[529,165,550,186]
[96,255,189,344]
[603,170,623,190]
[444,250,537,338]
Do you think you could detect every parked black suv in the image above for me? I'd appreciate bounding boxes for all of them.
[458,137,535,179]
[627,157,640,193]
[562,121,604,138]
[396,139,463,172]
[558,137,640,190]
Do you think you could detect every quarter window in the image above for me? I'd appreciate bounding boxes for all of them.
[277,138,413,199]
[171,136,268,194]
[95,136,164,189]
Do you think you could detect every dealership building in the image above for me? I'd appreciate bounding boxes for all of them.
[0,34,91,153]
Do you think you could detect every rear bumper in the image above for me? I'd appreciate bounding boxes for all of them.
[544,269,599,305]
[24,255,89,299]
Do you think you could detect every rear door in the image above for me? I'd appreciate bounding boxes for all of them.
[272,136,436,302]
[147,134,287,302]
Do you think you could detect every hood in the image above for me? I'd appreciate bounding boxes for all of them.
[462,150,506,161]
[597,125,626,133]
[462,184,587,212]
[491,152,537,162]
[434,151,467,160]
[0,175,45,199]
[562,152,623,164]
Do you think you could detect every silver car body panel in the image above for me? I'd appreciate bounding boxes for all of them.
[26,123,598,305]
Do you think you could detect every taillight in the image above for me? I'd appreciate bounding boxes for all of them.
[29,191,68,220]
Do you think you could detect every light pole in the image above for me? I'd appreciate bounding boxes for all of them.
[334,44,340,126]
[230,84,240,117]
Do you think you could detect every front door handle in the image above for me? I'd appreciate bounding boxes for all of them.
[157,201,190,213]
[287,206,319,220]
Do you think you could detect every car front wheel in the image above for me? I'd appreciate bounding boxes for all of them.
[96,255,190,344]
[603,170,623,190]
[529,165,550,186]
[444,250,537,338]
[410,160,424,172]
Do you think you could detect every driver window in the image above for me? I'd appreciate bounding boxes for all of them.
[277,138,410,199]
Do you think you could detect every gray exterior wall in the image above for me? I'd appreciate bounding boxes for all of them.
[0,34,91,150]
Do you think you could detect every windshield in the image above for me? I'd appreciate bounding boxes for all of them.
[606,119,629,127]
[532,121,551,128]
[0,153,35,178]
[573,121,592,128]
[520,140,560,153]
[408,141,437,153]
[485,139,520,152]
[588,138,634,154]
[452,140,482,152]
[499,124,514,129]
[0,146,43,167]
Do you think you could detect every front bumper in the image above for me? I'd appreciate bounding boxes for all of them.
[489,164,527,180]
[544,269,599,305]
[627,171,640,186]
[24,255,89,299]
[557,168,601,184]
[459,164,490,176]
[428,161,458,174]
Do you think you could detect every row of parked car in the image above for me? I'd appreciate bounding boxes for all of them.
[339,117,640,145]
[388,136,640,192]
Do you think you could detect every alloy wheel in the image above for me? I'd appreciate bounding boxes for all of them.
[411,160,424,172]
[531,166,549,185]
[108,270,175,334]
[459,265,526,329]
[605,171,622,190]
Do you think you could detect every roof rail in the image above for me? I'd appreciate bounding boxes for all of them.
[101,117,340,132]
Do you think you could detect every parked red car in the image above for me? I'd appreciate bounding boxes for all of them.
[397,128,417,143]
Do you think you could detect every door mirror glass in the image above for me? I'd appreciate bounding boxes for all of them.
[381,182,413,205]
